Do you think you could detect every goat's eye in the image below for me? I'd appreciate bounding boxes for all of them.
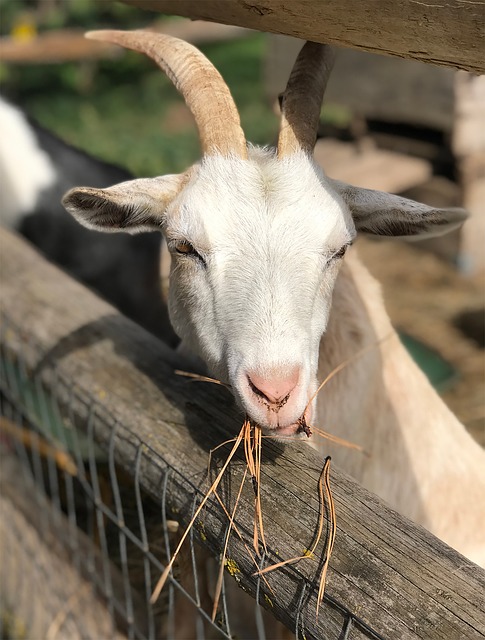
[175,241,197,255]
[333,245,348,259]
[174,240,205,263]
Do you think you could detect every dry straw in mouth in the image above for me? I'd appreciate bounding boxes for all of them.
[152,335,390,615]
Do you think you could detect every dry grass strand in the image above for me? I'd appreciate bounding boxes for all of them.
[150,425,245,604]
[0,416,78,476]
[306,332,393,411]
[317,457,336,617]
[211,467,248,621]
[310,425,365,453]
[175,369,231,389]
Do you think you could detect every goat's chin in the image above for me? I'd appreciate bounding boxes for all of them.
[251,403,314,442]
[263,422,310,442]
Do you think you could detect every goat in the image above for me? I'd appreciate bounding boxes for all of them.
[0,96,176,344]
[63,31,485,566]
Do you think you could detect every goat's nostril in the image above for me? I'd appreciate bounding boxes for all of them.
[247,368,300,406]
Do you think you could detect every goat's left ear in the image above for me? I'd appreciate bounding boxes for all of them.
[62,175,186,234]
[332,181,468,238]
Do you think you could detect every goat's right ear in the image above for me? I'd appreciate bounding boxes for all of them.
[62,175,185,234]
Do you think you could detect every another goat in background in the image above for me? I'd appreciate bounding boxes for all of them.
[0,97,176,345]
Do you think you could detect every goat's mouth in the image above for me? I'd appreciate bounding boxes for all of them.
[234,369,315,438]
[259,405,313,440]
[269,418,312,439]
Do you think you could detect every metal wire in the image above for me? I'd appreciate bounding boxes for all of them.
[0,314,388,640]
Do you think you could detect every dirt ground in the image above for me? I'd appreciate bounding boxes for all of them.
[358,236,484,446]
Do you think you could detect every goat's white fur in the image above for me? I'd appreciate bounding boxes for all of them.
[0,98,56,228]
[167,151,352,409]
[63,34,485,567]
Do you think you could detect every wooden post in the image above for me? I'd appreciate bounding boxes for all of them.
[453,72,485,275]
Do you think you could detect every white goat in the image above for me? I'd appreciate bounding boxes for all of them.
[63,31,485,566]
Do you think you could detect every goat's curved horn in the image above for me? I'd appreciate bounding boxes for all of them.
[86,30,247,159]
[277,42,335,157]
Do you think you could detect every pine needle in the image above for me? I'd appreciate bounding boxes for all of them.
[150,425,245,604]
[0,416,78,476]
[211,467,248,621]
[255,457,328,577]
[207,436,240,478]
[255,426,266,552]
[305,332,393,411]
[175,370,231,389]
[211,488,275,597]
[253,457,336,619]
[317,457,336,618]
[242,420,267,556]
[310,425,365,453]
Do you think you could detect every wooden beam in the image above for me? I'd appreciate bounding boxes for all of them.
[1,228,485,638]
[0,29,117,64]
[0,21,251,64]
[122,0,485,74]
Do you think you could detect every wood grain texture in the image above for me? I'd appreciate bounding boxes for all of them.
[122,0,485,73]
[0,455,131,640]
[1,228,485,639]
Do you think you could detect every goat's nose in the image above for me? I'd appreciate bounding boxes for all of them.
[247,368,300,405]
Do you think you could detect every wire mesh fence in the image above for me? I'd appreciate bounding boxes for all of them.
[1,228,484,640]
[0,311,389,640]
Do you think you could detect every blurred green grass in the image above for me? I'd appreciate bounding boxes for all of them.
[2,32,277,177]
[1,0,347,178]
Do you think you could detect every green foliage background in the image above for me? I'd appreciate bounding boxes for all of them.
[1,1,277,177]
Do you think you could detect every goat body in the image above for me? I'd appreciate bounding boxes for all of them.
[62,30,485,566]
[317,252,485,565]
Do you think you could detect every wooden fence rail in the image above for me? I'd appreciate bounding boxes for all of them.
[1,228,484,638]
[0,21,250,64]
[123,0,485,74]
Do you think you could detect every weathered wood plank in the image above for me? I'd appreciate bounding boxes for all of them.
[0,29,117,63]
[122,0,485,73]
[0,21,251,64]
[1,228,485,639]
[0,455,130,640]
